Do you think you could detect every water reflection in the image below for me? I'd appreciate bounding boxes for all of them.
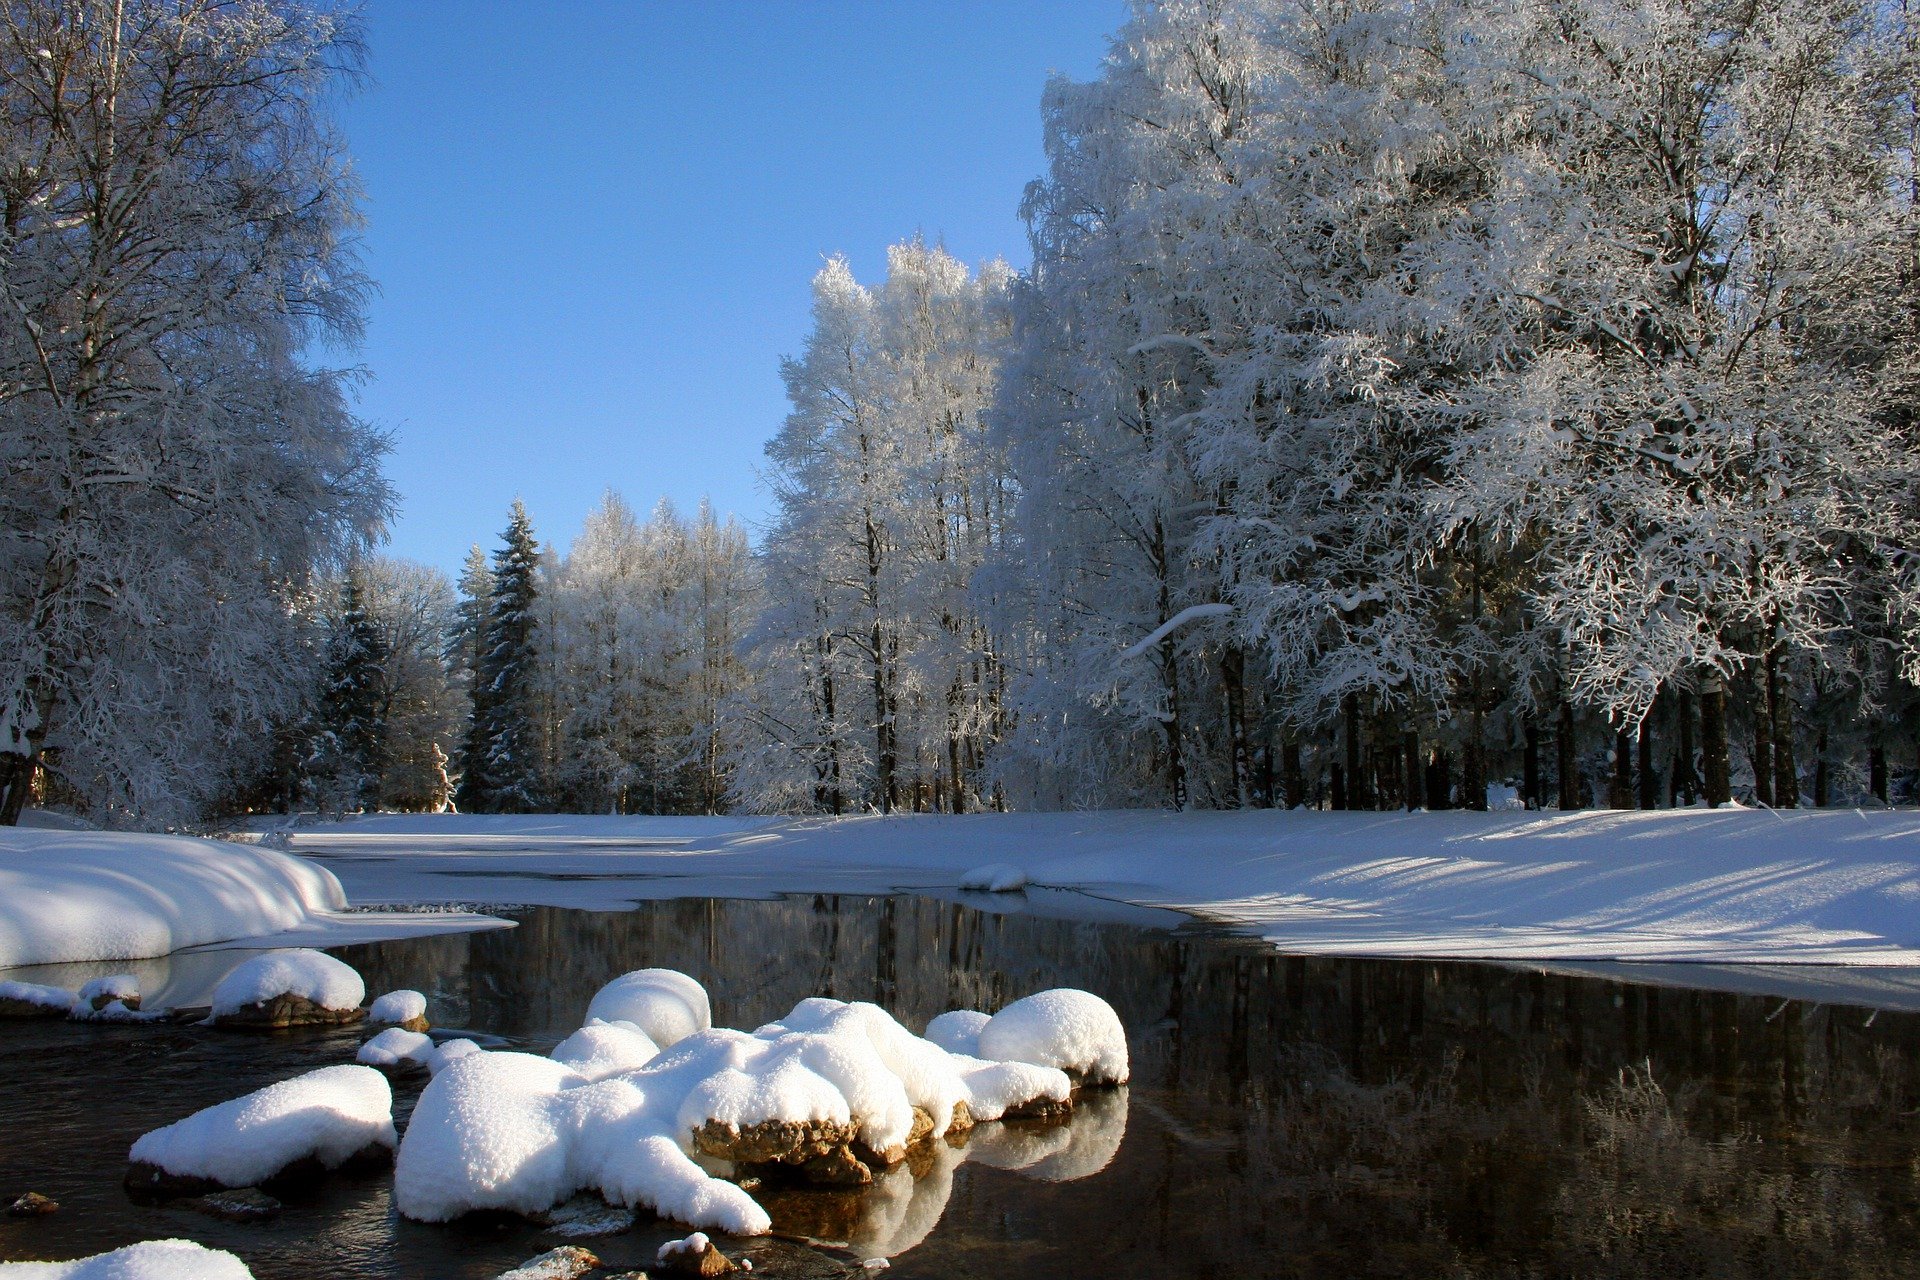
[1,894,1918,1279]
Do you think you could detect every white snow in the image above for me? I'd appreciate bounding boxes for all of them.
[209,949,363,1016]
[128,1064,395,1187]
[358,1028,435,1070]
[78,974,138,1006]
[977,989,1129,1085]
[584,969,711,1047]
[922,1010,988,1057]
[1118,602,1234,660]
[0,979,74,1012]
[656,1232,711,1263]
[368,989,426,1025]
[551,1021,660,1080]
[429,1038,482,1075]
[959,863,1028,892]
[0,1239,255,1279]
[291,809,1920,965]
[0,827,507,970]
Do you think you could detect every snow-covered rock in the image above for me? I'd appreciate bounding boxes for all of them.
[495,1246,600,1280]
[0,979,74,1017]
[656,1231,736,1276]
[922,1010,988,1057]
[429,1038,482,1075]
[358,1027,436,1072]
[551,1021,660,1080]
[958,863,1028,892]
[78,973,139,1011]
[0,1239,255,1278]
[127,1064,395,1191]
[0,828,349,968]
[208,950,364,1028]
[976,989,1129,1085]
[368,988,428,1031]
[583,969,710,1047]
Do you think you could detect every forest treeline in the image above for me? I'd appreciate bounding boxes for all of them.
[7,0,1920,824]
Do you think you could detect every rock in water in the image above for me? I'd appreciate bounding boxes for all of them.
[368,988,430,1032]
[495,1245,601,1279]
[0,980,73,1017]
[79,974,139,1012]
[7,1190,58,1216]
[657,1232,737,1277]
[207,950,365,1030]
[189,1187,283,1223]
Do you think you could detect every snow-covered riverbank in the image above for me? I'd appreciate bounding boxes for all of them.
[286,808,1920,965]
[0,827,507,971]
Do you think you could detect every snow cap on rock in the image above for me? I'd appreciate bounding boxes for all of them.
[922,1010,989,1058]
[977,989,1129,1085]
[368,989,427,1025]
[0,1238,256,1278]
[128,1064,395,1187]
[358,1027,435,1070]
[551,1020,661,1080]
[583,969,710,1048]
[210,949,364,1016]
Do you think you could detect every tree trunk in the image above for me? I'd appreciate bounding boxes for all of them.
[1462,707,1486,812]
[1557,701,1579,811]
[1637,718,1657,809]
[1330,762,1347,812]
[0,754,34,826]
[1403,732,1420,811]
[1523,719,1541,810]
[1343,693,1366,811]
[1770,644,1797,808]
[1427,750,1451,811]
[1221,647,1250,809]
[1814,728,1829,807]
[1611,727,1634,809]
[1751,669,1774,808]
[1699,672,1731,807]
[1281,740,1304,810]
[1871,746,1889,805]
[1673,690,1699,805]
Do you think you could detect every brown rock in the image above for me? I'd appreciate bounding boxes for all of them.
[396,1014,430,1033]
[7,1191,58,1216]
[691,1118,858,1167]
[801,1145,873,1187]
[1002,1095,1073,1122]
[189,1187,282,1223]
[209,993,367,1030]
[88,992,139,1012]
[496,1245,601,1279]
[125,1161,222,1199]
[658,1236,737,1277]
[0,996,67,1018]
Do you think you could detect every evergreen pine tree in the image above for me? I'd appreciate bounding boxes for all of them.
[465,501,545,813]
[448,544,494,809]
[314,571,390,811]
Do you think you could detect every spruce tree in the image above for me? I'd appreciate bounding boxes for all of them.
[464,502,545,813]
[448,544,494,810]
[314,571,390,811]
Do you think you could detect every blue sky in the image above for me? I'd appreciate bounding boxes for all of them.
[334,2,1126,577]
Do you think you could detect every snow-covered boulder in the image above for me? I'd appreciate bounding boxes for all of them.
[368,988,428,1032]
[358,1027,436,1073]
[583,969,709,1048]
[922,1010,988,1057]
[958,863,1028,892]
[495,1246,601,1280]
[429,1038,482,1075]
[207,949,365,1029]
[126,1064,396,1194]
[551,1020,660,1081]
[0,979,74,1018]
[975,989,1129,1086]
[655,1232,736,1277]
[0,1239,255,1278]
[78,974,139,1012]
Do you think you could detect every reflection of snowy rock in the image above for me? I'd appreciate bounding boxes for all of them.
[358,1027,435,1073]
[977,989,1129,1085]
[962,1118,1074,1171]
[368,988,428,1031]
[585,969,710,1048]
[922,1010,987,1057]
[78,974,139,1012]
[0,1239,257,1278]
[849,1140,965,1259]
[1019,1085,1128,1181]
[0,979,73,1017]
[126,1064,396,1193]
[208,949,365,1029]
[958,864,1028,892]
[551,1020,660,1080]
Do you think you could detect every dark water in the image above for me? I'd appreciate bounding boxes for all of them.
[4,894,1920,1278]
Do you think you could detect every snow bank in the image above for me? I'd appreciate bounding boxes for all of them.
[959,863,1028,892]
[358,1028,435,1070]
[584,969,710,1047]
[0,979,74,1013]
[368,989,426,1025]
[0,1239,255,1278]
[209,950,363,1016]
[393,975,1102,1235]
[977,989,1129,1085]
[129,1064,395,1187]
[0,828,346,968]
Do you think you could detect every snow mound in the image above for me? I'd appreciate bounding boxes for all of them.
[0,1238,255,1278]
[976,989,1129,1084]
[210,950,363,1016]
[0,828,348,967]
[129,1064,395,1187]
[429,1038,482,1075]
[0,979,75,1013]
[358,1028,435,1070]
[583,969,710,1048]
[959,863,1028,892]
[551,1021,661,1080]
[368,989,426,1025]
[922,1010,988,1057]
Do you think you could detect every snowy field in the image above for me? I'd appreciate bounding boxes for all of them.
[284,808,1920,966]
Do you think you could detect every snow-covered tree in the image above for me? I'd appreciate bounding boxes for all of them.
[0,0,390,824]
[459,501,544,813]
